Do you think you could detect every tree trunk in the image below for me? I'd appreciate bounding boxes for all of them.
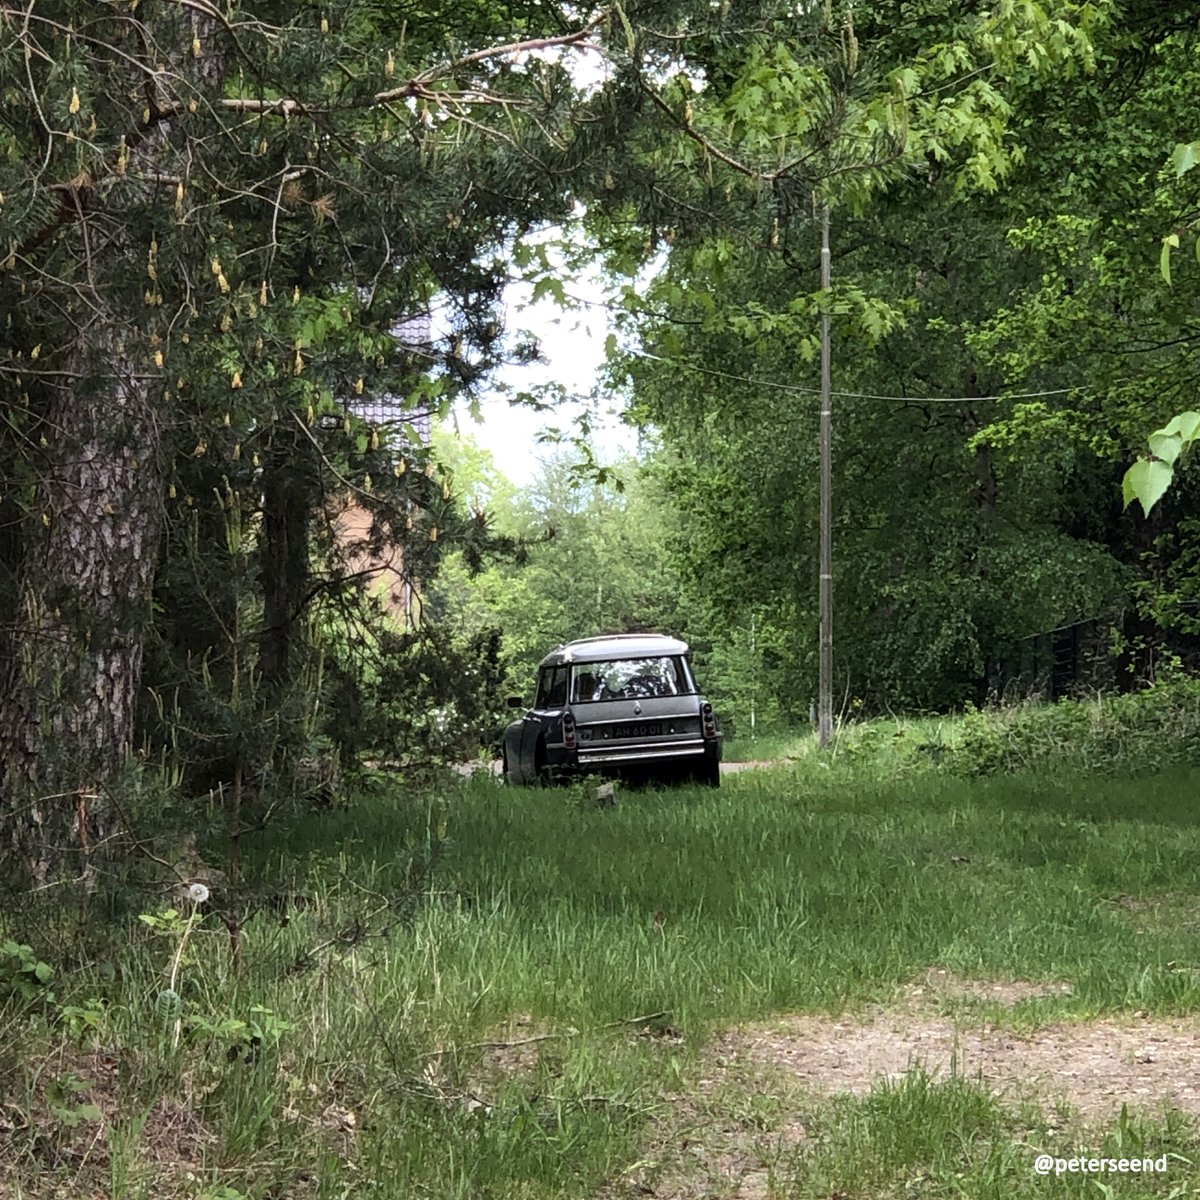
[0,5,227,882]
[1,358,163,881]
[260,429,312,690]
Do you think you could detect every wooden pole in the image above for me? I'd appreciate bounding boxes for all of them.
[818,203,833,749]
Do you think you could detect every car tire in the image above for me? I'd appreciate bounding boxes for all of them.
[693,758,720,788]
[534,745,557,788]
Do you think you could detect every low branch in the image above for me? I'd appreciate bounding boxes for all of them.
[639,80,766,181]
[393,16,606,93]
[145,16,606,121]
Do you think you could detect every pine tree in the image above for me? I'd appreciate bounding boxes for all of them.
[0,0,611,877]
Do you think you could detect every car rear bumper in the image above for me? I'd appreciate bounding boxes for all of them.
[545,737,721,772]
[578,738,711,765]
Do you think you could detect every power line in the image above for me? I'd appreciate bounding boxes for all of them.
[629,350,1100,404]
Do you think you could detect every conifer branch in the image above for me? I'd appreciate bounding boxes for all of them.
[638,79,765,182]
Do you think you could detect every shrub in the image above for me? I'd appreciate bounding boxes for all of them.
[944,678,1200,775]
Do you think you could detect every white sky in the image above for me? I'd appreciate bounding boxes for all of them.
[447,47,648,487]
[450,250,640,486]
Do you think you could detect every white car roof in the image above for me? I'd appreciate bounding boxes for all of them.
[539,633,690,667]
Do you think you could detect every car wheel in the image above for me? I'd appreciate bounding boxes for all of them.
[693,758,720,788]
[534,745,557,788]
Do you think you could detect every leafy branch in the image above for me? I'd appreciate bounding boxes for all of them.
[1124,140,1200,515]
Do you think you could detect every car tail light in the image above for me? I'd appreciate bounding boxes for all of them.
[562,710,577,750]
[701,702,717,739]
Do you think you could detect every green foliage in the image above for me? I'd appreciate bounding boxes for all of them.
[613,194,1132,711]
[428,439,685,701]
[0,939,54,1006]
[956,37,1200,667]
[1120,137,1200,516]
[57,998,106,1045]
[321,612,507,765]
[44,1074,103,1130]
[593,4,1200,714]
[1122,413,1200,519]
[184,1005,294,1058]
[945,680,1200,776]
[697,610,794,737]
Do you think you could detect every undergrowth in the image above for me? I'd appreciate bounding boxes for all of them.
[3,706,1200,1197]
[724,678,1200,778]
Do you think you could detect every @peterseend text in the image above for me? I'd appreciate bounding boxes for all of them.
[1033,1154,1168,1177]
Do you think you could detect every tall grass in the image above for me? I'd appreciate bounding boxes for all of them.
[4,754,1200,1198]
[316,766,1200,1025]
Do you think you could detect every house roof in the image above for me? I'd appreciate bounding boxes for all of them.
[538,633,690,667]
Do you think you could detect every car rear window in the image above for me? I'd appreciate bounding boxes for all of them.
[570,656,693,702]
[536,665,570,708]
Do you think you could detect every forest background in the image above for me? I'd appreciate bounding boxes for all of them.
[1,0,1199,864]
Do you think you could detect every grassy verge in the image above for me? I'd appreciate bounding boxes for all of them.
[723,678,1200,775]
[4,757,1200,1197]
[721,714,958,766]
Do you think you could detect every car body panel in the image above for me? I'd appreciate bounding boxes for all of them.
[503,634,722,786]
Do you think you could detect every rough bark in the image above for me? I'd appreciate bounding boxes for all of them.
[0,5,225,880]
[1,355,163,879]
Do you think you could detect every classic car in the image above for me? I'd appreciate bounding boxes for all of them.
[501,633,722,787]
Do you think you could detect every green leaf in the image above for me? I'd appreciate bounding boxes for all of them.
[531,277,566,306]
[1156,410,1200,445]
[1147,431,1182,465]
[1170,141,1200,177]
[1160,233,1179,285]
[1122,458,1173,515]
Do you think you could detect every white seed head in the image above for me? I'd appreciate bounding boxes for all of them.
[186,882,210,905]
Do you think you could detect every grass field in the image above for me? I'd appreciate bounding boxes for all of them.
[5,754,1200,1198]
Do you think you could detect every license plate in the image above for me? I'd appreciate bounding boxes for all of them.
[611,721,663,739]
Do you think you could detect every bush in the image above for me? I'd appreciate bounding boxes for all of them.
[944,678,1200,775]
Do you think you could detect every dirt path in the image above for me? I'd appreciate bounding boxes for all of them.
[719,760,791,774]
[723,1013,1200,1122]
[455,758,790,778]
[606,971,1200,1199]
[715,970,1200,1122]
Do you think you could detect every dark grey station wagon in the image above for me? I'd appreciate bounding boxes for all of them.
[501,633,722,787]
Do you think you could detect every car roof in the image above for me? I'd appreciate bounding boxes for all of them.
[538,633,690,667]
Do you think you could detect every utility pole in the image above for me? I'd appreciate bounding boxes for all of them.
[818,203,833,749]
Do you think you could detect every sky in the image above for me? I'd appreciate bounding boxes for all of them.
[444,45,651,487]
[448,252,641,487]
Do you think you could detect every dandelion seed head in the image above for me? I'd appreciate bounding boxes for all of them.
[186,881,210,904]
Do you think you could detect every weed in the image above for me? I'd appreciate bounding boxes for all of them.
[945,680,1200,776]
[0,940,54,1007]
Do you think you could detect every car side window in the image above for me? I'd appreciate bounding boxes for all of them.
[536,666,569,708]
